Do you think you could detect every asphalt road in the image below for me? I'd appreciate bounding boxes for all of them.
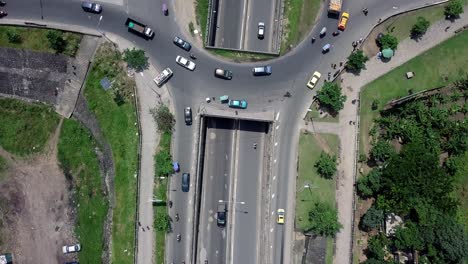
[230,120,266,264]
[244,0,277,52]
[197,117,234,264]
[3,0,441,262]
[215,0,247,49]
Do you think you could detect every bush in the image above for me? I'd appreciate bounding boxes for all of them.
[6,29,22,44]
[357,169,382,198]
[154,149,173,177]
[358,153,367,163]
[307,202,342,237]
[371,99,379,110]
[154,209,170,232]
[150,105,175,133]
[316,82,347,113]
[46,30,67,53]
[411,17,430,38]
[314,151,337,179]
[361,206,384,231]
[346,50,369,72]
[123,48,149,72]
[444,0,464,18]
[379,34,398,50]
[370,140,395,163]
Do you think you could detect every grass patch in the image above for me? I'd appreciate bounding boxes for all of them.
[296,132,339,231]
[57,119,108,263]
[0,26,81,56]
[195,0,209,40]
[381,4,448,41]
[84,43,138,264]
[153,131,171,264]
[210,48,276,61]
[359,31,468,156]
[281,0,321,53]
[305,104,339,123]
[0,98,59,156]
[325,237,334,264]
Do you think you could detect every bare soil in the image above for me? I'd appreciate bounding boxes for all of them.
[0,118,78,263]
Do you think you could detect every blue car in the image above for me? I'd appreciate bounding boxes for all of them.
[228,99,248,109]
[173,162,180,172]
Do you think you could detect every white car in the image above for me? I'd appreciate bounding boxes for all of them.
[62,244,81,254]
[258,22,265,39]
[176,56,196,71]
[307,71,321,89]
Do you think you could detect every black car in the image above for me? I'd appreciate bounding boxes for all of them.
[182,173,190,192]
[173,36,192,51]
[81,1,102,13]
[217,203,226,227]
[184,107,192,125]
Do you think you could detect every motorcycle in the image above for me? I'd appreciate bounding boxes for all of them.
[332,31,340,36]
[177,234,181,242]
[0,1,6,6]
[189,53,196,60]
[175,213,179,222]
[311,37,316,44]
[0,10,7,17]
[253,143,257,149]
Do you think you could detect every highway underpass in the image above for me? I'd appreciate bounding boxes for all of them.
[194,116,274,264]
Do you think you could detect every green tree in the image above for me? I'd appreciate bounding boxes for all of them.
[154,209,170,232]
[6,29,22,44]
[150,105,175,133]
[307,202,342,237]
[123,48,149,72]
[357,169,382,198]
[444,0,464,18]
[46,30,67,53]
[367,235,388,260]
[379,34,398,50]
[361,205,384,231]
[433,215,468,263]
[394,221,424,251]
[411,16,430,38]
[316,82,347,113]
[371,99,379,110]
[314,151,337,179]
[154,149,173,177]
[370,140,395,163]
[346,50,369,72]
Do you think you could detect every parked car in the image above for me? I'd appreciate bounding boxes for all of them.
[173,36,191,51]
[172,162,180,172]
[184,107,192,125]
[228,99,248,109]
[252,65,272,76]
[307,71,321,89]
[62,244,81,254]
[181,173,190,192]
[277,209,285,224]
[176,56,196,71]
[217,203,226,227]
[214,68,233,80]
[338,12,349,30]
[257,22,265,39]
[81,1,102,13]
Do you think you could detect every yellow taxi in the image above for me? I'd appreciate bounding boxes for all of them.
[307,71,321,89]
[277,209,285,224]
[338,12,349,31]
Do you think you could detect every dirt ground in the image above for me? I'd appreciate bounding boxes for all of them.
[0,119,78,263]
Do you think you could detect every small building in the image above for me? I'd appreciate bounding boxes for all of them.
[0,253,13,264]
[385,213,403,236]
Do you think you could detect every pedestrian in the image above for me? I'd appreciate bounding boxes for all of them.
[138,221,141,226]
[147,226,150,230]
[340,62,343,66]
[142,227,145,232]
[331,63,334,68]
[378,18,382,23]
[333,64,337,69]
[445,26,450,32]
[359,37,363,43]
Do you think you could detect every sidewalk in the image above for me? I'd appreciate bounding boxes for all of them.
[333,10,468,264]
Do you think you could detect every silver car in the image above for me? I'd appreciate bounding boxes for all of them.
[176,56,196,71]
[62,244,81,254]
[81,2,102,13]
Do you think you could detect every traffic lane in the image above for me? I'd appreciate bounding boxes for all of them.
[197,118,234,264]
[215,0,246,49]
[231,120,266,264]
[244,0,276,52]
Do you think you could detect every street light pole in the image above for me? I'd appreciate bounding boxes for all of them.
[39,0,44,19]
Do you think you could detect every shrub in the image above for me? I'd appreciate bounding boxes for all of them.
[314,151,337,179]
[46,30,67,53]
[370,140,395,162]
[361,205,384,231]
[379,34,398,50]
[357,169,382,198]
[346,50,369,72]
[150,105,175,133]
[316,82,347,113]
[123,48,149,72]
[154,149,173,177]
[6,29,22,44]
[411,17,430,38]
[307,202,342,237]
[444,0,464,18]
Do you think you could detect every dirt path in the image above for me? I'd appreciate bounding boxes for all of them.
[0,118,79,263]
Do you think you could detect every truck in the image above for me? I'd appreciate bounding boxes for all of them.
[153,67,173,87]
[328,0,342,15]
[125,18,154,38]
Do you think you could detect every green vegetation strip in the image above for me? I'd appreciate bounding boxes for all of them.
[452,151,468,228]
[154,131,171,264]
[0,26,81,56]
[360,31,468,155]
[282,0,321,52]
[0,98,59,156]
[58,119,108,263]
[84,44,138,264]
[210,49,276,61]
[296,132,339,230]
[195,0,209,40]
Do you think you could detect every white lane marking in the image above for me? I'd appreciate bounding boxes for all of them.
[274,159,277,163]
[270,228,274,232]
[273,176,276,180]
[271,193,275,198]
[275,112,280,121]
[140,72,144,76]
[275,142,278,146]
[239,0,249,49]
[276,125,279,130]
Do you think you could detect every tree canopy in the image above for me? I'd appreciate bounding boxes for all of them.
[445,0,464,18]
[123,48,149,72]
[314,151,337,179]
[316,82,347,113]
[357,169,382,198]
[379,34,398,50]
[361,205,384,231]
[411,16,430,38]
[308,202,342,237]
[346,50,369,72]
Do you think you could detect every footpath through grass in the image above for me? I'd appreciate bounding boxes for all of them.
[0,98,59,156]
[296,132,339,264]
[359,31,468,155]
[58,119,108,263]
[282,0,321,53]
[0,26,81,56]
[84,43,139,264]
[154,131,171,264]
